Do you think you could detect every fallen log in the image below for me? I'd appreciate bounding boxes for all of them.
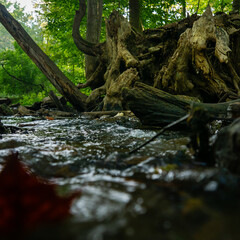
[0,3,86,111]
[122,82,240,126]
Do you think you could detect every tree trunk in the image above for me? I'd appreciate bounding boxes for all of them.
[0,3,86,111]
[181,0,186,18]
[85,0,103,81]
[232,0,240,13]
[129,0,142,32]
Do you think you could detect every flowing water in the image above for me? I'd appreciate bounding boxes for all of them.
[0,115,240,240]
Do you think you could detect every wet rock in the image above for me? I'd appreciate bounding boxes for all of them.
[214,119,240,174]
[0,104,14,116]
[0,97,11,105]
[0,120,6,134]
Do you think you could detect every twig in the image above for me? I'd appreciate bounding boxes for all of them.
[1,63,45,91]
[129,114,190,155]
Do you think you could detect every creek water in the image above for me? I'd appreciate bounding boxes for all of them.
[0,115,240,240]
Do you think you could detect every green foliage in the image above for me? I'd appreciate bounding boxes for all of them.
[0,42,50,95]
[0,0,236,107]
[19,91,47,105]
[0,0,21,51]
[141,0,183,28]
[0,0,41,51]
[35,0,86,85]
[187,0,233,14]
[0,1,52,104]
[80,87,92,96]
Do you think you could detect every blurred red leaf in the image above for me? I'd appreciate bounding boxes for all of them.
[0,152,80,234]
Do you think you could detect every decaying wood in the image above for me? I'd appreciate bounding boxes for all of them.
[122,82,240,126]
[79,11,199,111]
[18,105,36,116]
[102,68,139,110]
[80,8,240,111]
[48,90,65,111]
[155,6,240,100]
[0,3,86,111]
[83,110,132,118]
[83,11,141,111]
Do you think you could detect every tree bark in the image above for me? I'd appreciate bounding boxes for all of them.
[122,82,239,126]
[85,0,103,80]
[232,0,240,13]
[129,0,142,32]
[181,0,186,18]
[0,3,86,111]
[72,0,103,57]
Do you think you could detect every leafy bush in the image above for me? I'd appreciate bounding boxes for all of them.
[19,91,47,106]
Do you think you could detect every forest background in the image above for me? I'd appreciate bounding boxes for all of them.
[0,0,236,105]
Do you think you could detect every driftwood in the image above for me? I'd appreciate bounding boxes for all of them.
[82,110,132,118]
[122,82,240,126]
[0,3,86,111]
[18,105,36,116]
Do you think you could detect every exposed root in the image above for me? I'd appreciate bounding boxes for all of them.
[77,62,105,89]
[227,61,240,95]
[81,9,240,111]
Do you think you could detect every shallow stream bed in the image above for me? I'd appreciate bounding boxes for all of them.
[0,115,240,240]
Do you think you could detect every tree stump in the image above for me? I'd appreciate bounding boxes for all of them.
[82,8,240,111]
